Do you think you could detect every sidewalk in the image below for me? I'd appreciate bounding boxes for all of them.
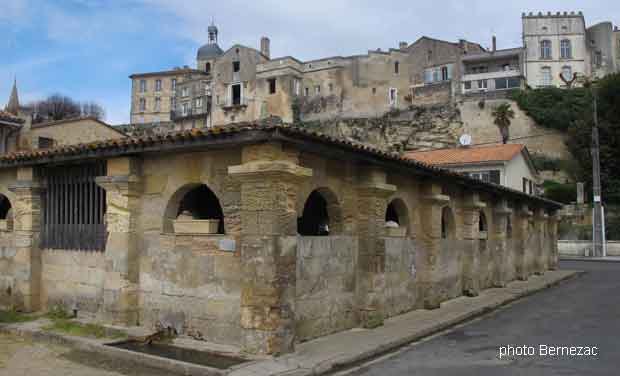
[1,269,580,376]
[560,255,620,263]
[230,269,580,376]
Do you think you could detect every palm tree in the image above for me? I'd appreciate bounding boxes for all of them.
[492,103,515,144]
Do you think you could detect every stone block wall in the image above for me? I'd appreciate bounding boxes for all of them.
[383,237,418,317]
[0,230,16,309]
[296,236,357,342]
[40,249,105,317]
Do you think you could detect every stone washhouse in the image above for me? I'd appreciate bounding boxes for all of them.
[0,124,561,355]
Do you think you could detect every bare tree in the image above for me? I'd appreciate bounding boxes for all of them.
[27,94,105,123]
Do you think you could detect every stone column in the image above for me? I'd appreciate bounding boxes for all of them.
[492,200,512,288]
[356,168,396,329]
[8,167,44,312]
[418,182,450,309]
[547,213,560,270]
[461,193,485,297]
[95,157,142,326]
[228,143,312,356]
[533,208,547,275]
[514,204,532,281]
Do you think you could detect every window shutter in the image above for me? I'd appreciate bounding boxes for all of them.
[447,65,453,80]
[490,170,500,185]
[424,69,432,83]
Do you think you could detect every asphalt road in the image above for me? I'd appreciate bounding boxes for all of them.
[356,261,620,376]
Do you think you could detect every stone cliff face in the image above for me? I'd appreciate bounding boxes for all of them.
[299,105,464,153]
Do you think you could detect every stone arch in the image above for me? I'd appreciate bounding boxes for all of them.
[298,187,343,236]
[441,206,456,240]
[162,183,225,234]
[0,193,13,231]
[385,197,411,237]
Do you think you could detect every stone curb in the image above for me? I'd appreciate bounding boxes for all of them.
[0,325,231,376]
[560,256,620,263]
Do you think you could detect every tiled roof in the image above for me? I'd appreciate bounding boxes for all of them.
[0,123,560,209]
[0,110,24,124]
[404,144,526,166]
[129,68,207,79]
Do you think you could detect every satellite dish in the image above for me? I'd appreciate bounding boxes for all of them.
[459,134,472,146]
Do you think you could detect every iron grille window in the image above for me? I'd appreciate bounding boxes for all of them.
[40,161,107,251]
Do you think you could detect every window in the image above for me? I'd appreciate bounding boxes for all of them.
[294,79,300,96]
[304,87,309,96]
[233,61,240,72]
[153,115,160,124]
[268,78,277,94]
[232,83,241,105]
[139,98,146,112]
[540,40,552,59]
[394,61,400,74]
[170,97,176,110]
[477,79,488,90]
[441,66,449,81]
[171,78,177,92]
[463,81,471,90]
[495,78,508,90]
[315,85,321,95]
[523,178,530,193]
[182,103,189,116]
[195,97,203,108]
[372,87,377,95]
[181,87,189,97]
[389,88,397,106]
[329,83,333,92]
[432,69,440,82]
[427,50,432,62]
[139,79,146,93]
[560,40,572,59]
[40,162,107,251]
[205,62,211,74]
[469,170,500,184]
[594,51,602,67]
[541,67,552,86]
[154,97,161,111]
[155,79,162,92]
[562,66,572,81]
[38,137,54,149]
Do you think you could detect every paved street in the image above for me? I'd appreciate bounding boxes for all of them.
[356,261,618,376]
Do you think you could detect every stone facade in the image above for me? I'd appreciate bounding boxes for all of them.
[0,125,560,356]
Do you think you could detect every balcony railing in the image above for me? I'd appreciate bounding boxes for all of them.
[462,69,521,82]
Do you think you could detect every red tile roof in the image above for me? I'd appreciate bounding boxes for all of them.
[404,144,526,166]
[0,123,560,209]
[0,110,24,124]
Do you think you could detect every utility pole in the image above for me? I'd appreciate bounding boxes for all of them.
[591,86,605,257]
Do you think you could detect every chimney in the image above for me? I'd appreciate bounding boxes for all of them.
[260,37,270,59]
[399,41,408,49]
[492,35,497,52]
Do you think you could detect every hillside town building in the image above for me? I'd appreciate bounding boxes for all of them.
[129,12,620,130]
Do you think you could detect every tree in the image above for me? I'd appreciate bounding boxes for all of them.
[27,94,105,123]
[492,102,515,144]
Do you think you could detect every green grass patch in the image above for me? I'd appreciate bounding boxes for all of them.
[44,320,127,340]
[0,310,42,324]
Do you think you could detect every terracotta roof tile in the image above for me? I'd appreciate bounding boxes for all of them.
[0,123,561,209]
[404,144,525,166]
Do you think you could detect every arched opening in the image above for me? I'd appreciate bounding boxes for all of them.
[164,184,225,234]
[298,188,342,236]
[0,194,12,231]
[441,206,455,240]
[205,62,211,74]
[479,210,488,236]
[385,198,410,237]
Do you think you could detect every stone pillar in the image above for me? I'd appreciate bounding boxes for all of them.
[533,208,547,275]
[461,193,485,297]
[8,167,44,312]
[228,143,312,356]
[492,200,512,288]
[514,204,532,281]
[547,213,560,270]
[418,183,450,309]
[356,168,396,328]
[95,157,142,325]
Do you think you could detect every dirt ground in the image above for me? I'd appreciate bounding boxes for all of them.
[0,333,173,376]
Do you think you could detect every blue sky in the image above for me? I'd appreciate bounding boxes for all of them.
[1,0,618,124]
